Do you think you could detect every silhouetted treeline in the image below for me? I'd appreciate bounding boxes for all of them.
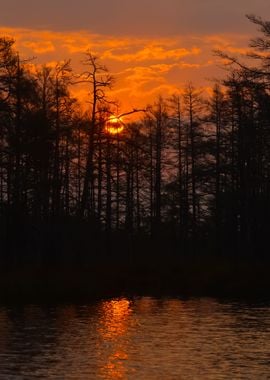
[1,15,270,263]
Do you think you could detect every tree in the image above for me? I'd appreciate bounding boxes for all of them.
[78,53,113,218]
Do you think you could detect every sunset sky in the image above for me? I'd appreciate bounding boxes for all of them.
[1,0,270,111]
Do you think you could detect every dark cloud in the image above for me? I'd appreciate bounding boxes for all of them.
[0,0,269,36]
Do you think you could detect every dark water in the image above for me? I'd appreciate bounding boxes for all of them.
[0,298,270,379]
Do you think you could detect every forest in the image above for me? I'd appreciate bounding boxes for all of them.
[0,14,270,275]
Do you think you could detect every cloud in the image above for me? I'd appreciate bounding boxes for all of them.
[1,0,268,37]
[22,40,55,54]
[101,45,201,63]
[0,26,252,109]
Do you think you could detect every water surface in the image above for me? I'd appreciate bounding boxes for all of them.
[0,298,269,379]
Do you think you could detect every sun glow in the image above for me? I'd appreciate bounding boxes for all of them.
[105,115,124,135]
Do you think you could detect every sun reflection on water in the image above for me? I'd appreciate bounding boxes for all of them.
[98,299,131,339]
[1,299,270,379]
[97,299,132,379]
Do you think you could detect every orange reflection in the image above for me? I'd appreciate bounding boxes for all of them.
[102,350,130,380]
[98,299,131,339]
[98,299,132,379]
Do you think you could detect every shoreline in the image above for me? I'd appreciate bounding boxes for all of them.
[0,256,270,304]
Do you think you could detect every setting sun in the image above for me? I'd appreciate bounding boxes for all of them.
[105,115,124,135]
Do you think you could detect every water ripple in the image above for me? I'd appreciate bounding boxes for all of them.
[0,298,270,379]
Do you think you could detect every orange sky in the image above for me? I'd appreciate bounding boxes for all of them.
[1,26,254,112]
[1,0,269,113]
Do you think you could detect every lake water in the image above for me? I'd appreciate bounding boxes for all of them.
[0,297,269,379]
